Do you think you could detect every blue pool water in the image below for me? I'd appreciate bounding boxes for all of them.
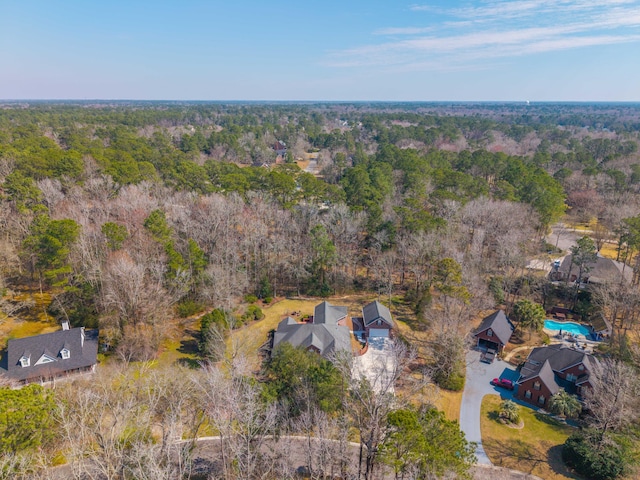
[544,319,591,336]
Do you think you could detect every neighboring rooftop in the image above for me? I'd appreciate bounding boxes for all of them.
[272,301,351,358]
[0,327,99,383]
[313,301,348,325]
[362,300,394,327]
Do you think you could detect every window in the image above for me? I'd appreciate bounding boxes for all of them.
[60,348,70,360]
[525,390,532,399]
[377,319,381,325]
[566,373,577,382]
[533,381,541,391]
[538,395,546,405]
[579,364,585,371]
[19,356,30,367]
[487,329,493,337]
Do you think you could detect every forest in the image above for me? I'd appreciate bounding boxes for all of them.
[1,101,640,479]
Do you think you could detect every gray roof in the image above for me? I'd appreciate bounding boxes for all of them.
[535,360,561,395]
[273,302,351,357]
[362,301,394,328]
[518,344,593,393]
[313,301,348,325]
[273,323,351,357]
[558,254,628,284]
[0,327,98,382]
[474,310,514,346]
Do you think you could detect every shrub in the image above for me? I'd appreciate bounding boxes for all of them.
[500,400,521,424]
[437,372,465,391]
[244,294,258,304]
[562,432,628,480]
[176,299,204,318]
[263,296,273,304]
[242,305,264,322]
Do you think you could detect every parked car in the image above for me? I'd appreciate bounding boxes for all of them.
[480,348,497,364]
[491,378,514,390]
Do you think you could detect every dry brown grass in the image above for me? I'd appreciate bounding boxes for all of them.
[481,395,580,480]
[0,289,59,348]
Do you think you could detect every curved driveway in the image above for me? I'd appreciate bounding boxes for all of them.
[459,350,518,464]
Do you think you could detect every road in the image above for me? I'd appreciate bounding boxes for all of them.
[459,350,518,465]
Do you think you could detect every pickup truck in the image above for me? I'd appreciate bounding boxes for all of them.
[480,348,497,364]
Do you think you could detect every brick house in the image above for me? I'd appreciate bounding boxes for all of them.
[473,310,514,353]
[362,300,394,338]
[516,344,595,408]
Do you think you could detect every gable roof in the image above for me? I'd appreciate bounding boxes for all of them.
[362,301,394,328]
[558,254,629,284]
[273,302,351,357]
[314,301,348,325]
[518,344,593,394]
[0,327,98,382]
[474,310,514,346]
[273,322,351,357]
[531,360,561,396]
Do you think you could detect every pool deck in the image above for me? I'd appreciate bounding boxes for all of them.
[542,328,601,353]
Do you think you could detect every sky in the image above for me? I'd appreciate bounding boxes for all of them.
[1,0,640,101]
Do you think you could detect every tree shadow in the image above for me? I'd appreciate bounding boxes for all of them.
[178,338,199,355]
[483,438,547,473]
[176,357,201,369]
[547,444,582,479]
[534,412,564,427]
[487,410,501,422]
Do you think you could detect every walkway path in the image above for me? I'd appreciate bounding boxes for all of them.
[459,350,518,465]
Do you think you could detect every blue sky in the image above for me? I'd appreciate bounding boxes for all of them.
[1,0,640,101]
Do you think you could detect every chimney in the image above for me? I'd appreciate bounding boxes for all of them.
[61,320,70,331]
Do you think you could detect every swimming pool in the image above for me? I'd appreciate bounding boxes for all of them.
[544,319,591,336]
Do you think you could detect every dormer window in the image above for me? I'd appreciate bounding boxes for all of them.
[60,348,70,360]
[19,355,30,367]
[35,354,56,365]
[487,329,493,337]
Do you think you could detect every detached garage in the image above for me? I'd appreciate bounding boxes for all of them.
[473,310,514,353]
[363,301,394,339]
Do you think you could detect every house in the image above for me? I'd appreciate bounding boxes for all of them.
[550,254,630,284]
[272,301,351,358]
[362,300,394,338]
[273,140,287,157]
[516,344,595,408]
[473,310,514,353]
[0,324,99,385]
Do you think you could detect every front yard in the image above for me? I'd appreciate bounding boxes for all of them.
[480,395,581,480]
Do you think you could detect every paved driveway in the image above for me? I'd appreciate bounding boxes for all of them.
[459,350,518,465]
[352,337,396,394]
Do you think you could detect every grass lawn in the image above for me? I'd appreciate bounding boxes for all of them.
[0,290,59,347]
[436,388,463,422]
[227,298,331,369]
[481,395,581,480]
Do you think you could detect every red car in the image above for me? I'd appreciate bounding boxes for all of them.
[491,378,514,390]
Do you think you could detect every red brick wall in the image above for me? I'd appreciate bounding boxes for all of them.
[475,330,504,350]
[517,377,554,407]
[558,363,587,381]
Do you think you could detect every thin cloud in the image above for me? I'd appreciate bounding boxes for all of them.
[328,0,640,71]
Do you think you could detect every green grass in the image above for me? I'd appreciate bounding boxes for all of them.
[226,298,323,369]
[481,395,581,480]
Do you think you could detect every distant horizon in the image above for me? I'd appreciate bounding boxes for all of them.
[3,99,640,105]
[2,1,639,101]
